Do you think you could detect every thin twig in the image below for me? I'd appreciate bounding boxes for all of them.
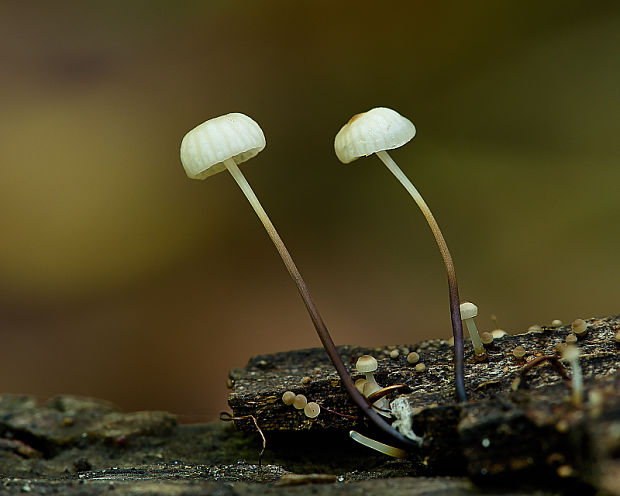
[220,412,266,467]
[316,403,358,420]
[516,355,571,390]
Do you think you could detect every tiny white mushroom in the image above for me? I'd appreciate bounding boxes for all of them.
[362,381,382,398]
[571,319,588,338]
[293,394,308,410]
[460,302,486,359]
[406,351,420,364]
[356,355,379,386]
[354,378,368,394]
[562,345,583,407]
[282,391,295,406]
[491,329,507,339]
[304,402,321,418]
[357,355,390,416]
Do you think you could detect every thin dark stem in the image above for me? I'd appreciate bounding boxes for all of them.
[224,159,418,449]
[376,151,467,402]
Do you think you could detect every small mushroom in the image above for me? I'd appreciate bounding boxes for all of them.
[571,319,588,338]
[481,332,494,346]
[389,349,400,359]
[561,345,583,407]
[566,333,578,345]
[460,302,486,360]
[357,355,389,416]
[551,319,563,328]
[356,355,379,386]
[512,346,526,359]
[335,107,467,402]
[406,351,420,364]
[304,402,321,418]
[354,378,368,394]
[293,394,308,410]
[181,113,415,449]
[415,363,426,373]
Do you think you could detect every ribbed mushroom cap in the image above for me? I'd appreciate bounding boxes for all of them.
[334,107,416,164]
[180,113,266,179]
[459,302,478,320]
[356,355,378,373]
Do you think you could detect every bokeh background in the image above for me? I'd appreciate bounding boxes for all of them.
[1,1,618,422]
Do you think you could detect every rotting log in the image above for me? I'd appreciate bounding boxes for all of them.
[228,315,620,489]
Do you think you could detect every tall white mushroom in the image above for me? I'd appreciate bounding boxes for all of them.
[180,113,417,449]
[334,107,467,401]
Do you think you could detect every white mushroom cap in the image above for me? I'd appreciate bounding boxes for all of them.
[180,112,266,180]
[334,107,416,164]
[460,302,478,320]
[304,402,321,418]
[356,355,378,374]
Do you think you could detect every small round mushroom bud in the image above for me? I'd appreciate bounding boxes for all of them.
[355,378,368,394]
[561,345,583,407]
[460,302,486,359]
[481,332,494,346]
[491,329,507,339]
[566,333,578,345]
[282,391,295,406]
[335,107,467,402]
[389,349,400,359]
[356,355,379,386]
[415,363,426,373]
[304,402,320,418]
[571,319,588,338]
[551,319,563,328]
[615,331,620,344]
[362,381,390,416]
[293,394,308,410]
[557,465,575,478]
[301,376,312,385]
[406,352,420,364]
[362,381,381,398]
[528,325,542,333]
[512,346,526,359]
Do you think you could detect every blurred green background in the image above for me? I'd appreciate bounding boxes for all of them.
[0,1,618,421]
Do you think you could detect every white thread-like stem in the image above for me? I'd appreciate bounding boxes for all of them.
[349,430,407,458]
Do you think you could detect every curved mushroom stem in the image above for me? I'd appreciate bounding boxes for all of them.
[375,150,467,402]
[223,158,418,449]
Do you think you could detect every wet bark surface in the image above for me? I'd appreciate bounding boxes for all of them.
[0,316,618,495]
